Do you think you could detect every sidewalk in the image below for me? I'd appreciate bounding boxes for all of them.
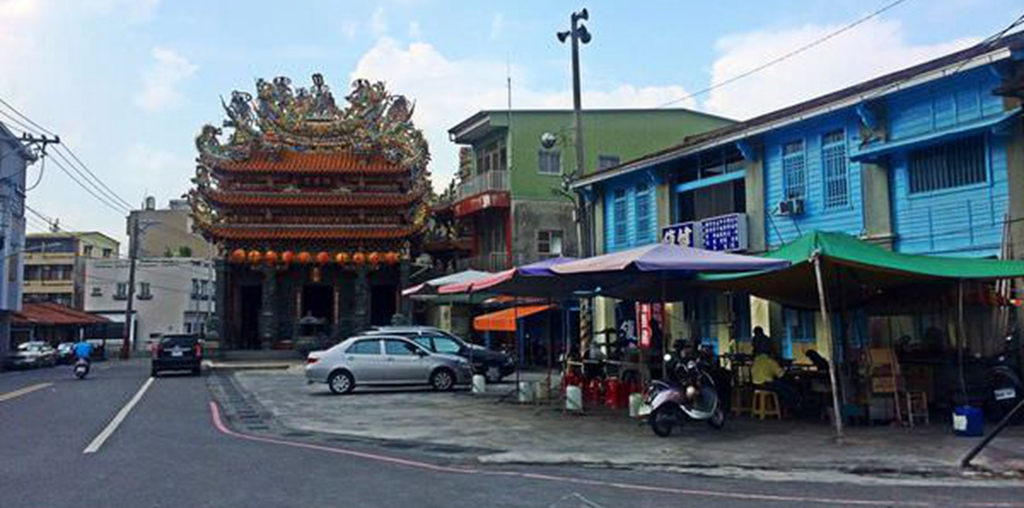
[231,369,1024,485]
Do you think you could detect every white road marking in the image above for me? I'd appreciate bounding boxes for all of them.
[83,377,154,454]
[0,382,52,402]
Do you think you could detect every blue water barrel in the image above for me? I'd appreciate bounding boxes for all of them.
[953,406,984,437]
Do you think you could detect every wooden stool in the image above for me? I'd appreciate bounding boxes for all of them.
[752,389,782,420]
[904,391,929,427]
[732,385,752,417]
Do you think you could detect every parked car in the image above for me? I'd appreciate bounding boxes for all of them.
[361,326,515,382]
[55,342,76,365]
[7,341,56,369]
[151,334,203,377]
[305,335,473,394]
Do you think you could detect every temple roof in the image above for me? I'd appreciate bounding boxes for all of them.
[200,224,421,241]
[206,150,407,175]
[203,189,422,208]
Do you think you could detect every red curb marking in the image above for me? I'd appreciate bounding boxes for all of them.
[208,401,1019,507]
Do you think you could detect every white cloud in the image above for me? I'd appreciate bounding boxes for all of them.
[408,20,422,39]
[133,47,198,113]
[125,144,191,197]
[340,19,358,41]
[704,19,977,119]
[370,6,388,37]
[351,38,693,190]
[490,13,504,40]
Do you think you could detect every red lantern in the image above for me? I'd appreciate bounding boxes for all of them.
[384,252,400,265]
[230,249,246,264]
[281,251,294,265]
[352,252,366,265]
[368,252,381,265]
[264,250,279,265]
[316,251,330,265]
[247,250,262,264]
[298,251,311,264]
[335,252,350,265]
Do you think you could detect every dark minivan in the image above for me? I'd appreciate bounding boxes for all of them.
[151,334,203,377]
[361,326,514,382]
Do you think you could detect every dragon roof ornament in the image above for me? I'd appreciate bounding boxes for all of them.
[195,74,430,172]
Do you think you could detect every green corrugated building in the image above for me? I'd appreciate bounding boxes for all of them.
[443,109,733,271]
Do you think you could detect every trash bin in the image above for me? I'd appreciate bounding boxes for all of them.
[953,405,983,437]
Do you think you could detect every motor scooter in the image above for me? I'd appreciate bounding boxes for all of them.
[640,344,725,437]
[73,358,90,380]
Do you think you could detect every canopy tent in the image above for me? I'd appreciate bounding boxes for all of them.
[473,305,554,332]
[700,230,1024,439]
[699,231,1024,309]
[549,243,791,302]
[402,269,494,303]
[438,257,581,298]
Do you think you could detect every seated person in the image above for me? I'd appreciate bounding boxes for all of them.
[752,344,799,412]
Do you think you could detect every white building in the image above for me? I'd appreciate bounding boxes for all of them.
[0,123,31,360]
[85,257,215,350]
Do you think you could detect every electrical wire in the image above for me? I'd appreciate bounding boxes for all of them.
[657,0,912,109]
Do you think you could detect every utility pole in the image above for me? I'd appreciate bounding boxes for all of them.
[558,8,592,257]
[120,217,139,359]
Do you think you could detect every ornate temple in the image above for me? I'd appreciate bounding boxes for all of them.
[188,75,430,350]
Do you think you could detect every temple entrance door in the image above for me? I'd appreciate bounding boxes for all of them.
[302,285,334,323]
[370,285,397,326]
[240,285,262,349]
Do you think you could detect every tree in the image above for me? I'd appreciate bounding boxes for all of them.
[178,246,193,257]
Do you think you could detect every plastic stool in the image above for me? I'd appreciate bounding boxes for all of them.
[731,385,752,417]
[752,389,782,420]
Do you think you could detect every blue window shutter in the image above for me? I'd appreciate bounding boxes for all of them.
[821,130,849,209]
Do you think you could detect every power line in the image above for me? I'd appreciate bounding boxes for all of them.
[47,152,128,214]
[657,0,912,109]
[0,97,133,212]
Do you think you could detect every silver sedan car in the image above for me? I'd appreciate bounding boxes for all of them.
[305,335,473,394]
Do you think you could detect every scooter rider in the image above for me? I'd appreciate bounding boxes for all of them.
[73,339,94,370]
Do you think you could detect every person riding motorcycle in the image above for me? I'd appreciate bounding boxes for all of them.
[73,339,94,377]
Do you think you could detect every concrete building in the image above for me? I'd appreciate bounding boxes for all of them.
[23,231,120,309]
[0,123,32,361]
[85,257,215,350]
[128,197,212,259]
[575,31,1024,361]
[442,109,734,272]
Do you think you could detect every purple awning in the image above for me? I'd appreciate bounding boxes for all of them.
[551,244,789,275]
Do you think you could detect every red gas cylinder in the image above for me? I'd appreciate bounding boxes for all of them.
[584,378,604,407]
[562,368,581,393]
[604,378,622,409]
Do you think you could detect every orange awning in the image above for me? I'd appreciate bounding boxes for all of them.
[473,305,553,332]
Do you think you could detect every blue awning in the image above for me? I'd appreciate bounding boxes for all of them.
[851,107,1021,162]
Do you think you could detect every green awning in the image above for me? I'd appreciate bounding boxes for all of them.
[699,231,1024,309]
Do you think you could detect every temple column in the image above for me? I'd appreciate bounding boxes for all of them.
[259,268,277,350]
[353,266,369,332]
[396,260,411,324]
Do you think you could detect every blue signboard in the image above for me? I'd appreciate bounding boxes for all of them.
[661,221,697,247]
[661,213,748,252]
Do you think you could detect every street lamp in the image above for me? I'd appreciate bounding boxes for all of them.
[556,7,592,257]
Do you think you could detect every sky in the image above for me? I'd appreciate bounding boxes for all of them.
[0,0,1020,248]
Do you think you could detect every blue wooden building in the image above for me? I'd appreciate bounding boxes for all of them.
[576,30,1024,360]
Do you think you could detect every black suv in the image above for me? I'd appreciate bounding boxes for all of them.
[362,326,514,382]
[151,334,203,377]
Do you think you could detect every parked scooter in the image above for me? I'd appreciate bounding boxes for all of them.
[73,358,90,380]
[985,330,1022,423]
[642,342,725,437]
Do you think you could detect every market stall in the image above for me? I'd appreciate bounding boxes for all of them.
[700,231,1024,437]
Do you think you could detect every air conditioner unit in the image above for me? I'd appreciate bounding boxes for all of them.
[776,198,805,216]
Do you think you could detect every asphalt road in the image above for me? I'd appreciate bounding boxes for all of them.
[1,361,1022,508]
